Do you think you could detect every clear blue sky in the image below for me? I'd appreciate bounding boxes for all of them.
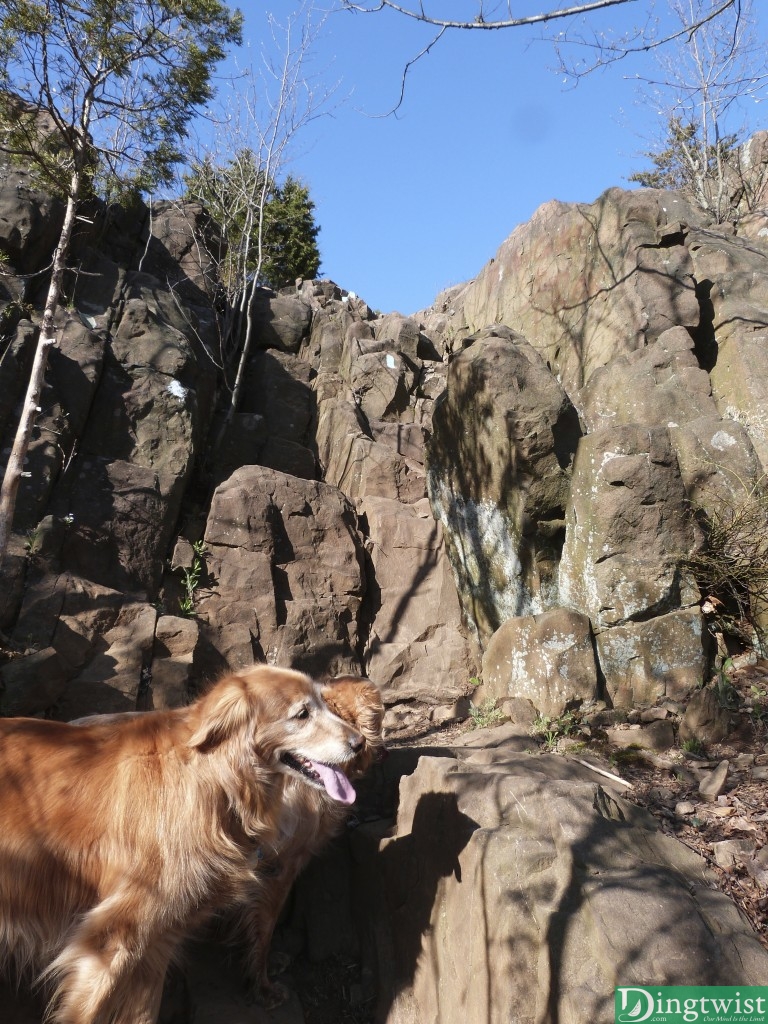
[212,1,766,316]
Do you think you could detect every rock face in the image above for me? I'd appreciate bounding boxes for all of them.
[427,326,580,644]
[4,152,768,1021]
[355,734,768,1024]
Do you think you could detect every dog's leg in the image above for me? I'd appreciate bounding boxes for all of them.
[239,869,299,1009]
[107,939,177,1024]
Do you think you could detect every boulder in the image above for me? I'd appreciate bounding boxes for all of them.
[480,608,597,718]
[595,607,709,707]
[198,466,366,677]
[670,415,762,511]
[688,227,768,469]
[359,496,479,703]
[59,457,169,596]
[356,746,768,1024]
[146,615,200,709]
[428,326,580,644]
[579,326,718,432]
[679,685,735,746]
[339,340,416,423]
[315,387,427,503]
[249,288,313,353]
[60,600,158,718]
[0,148,65,274]
[559,425,700,631]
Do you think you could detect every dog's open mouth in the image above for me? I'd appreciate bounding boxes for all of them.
[280,753,356,805]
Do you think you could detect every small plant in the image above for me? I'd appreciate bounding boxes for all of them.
[468,697,503,730]
[682,480,768,654]
[177,540,207,618]
[681,736,706,756]
[531,709,579,751]
[24,524,43,553]
[715,657,740,709]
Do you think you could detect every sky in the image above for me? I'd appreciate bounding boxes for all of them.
[209,1,767,317]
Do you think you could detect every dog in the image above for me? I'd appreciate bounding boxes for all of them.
[229,674,384,1007]
[0,665,365,1024]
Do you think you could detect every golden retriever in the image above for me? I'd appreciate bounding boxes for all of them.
[229,674,384,1007]
[0,665,365,1024]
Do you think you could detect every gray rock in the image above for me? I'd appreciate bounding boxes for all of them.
[699,760,730,803]
[355,749,768,1024]
[481,607,597,718]
[560,424,700,631]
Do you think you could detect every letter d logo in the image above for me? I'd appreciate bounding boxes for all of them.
[616,987,655,1023]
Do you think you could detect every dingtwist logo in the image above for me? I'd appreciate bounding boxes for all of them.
[615,986,768,1024]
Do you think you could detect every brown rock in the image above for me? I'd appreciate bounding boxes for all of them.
[680,686,734,746]
[699,760,730,803]
[481,608,597,718]
[428,326,580,643]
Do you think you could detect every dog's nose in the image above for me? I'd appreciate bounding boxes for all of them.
[349,732,364,753]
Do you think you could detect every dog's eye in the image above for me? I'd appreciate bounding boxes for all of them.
[293,705,310,720]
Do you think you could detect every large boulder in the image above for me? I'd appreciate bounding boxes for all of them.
[481,608,597,717]
[427,326,580,644]
[559,425,699,630]
[197,465,366,677]
[579,326,718,431]
[595,607,709,708]
[357,741,768,1024]
[359,496,478,703]
[687,227,768,471]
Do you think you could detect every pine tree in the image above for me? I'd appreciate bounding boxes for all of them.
[261,176,321,289]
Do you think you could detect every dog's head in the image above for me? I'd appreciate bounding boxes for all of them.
[320,675,385,779]
[188,666,365,805]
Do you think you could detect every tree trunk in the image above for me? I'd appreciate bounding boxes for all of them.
[0,180,80,570]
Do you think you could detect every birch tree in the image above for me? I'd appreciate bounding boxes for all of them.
[0,0,242,569]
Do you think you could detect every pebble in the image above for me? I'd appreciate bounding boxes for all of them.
[675,801,696,816]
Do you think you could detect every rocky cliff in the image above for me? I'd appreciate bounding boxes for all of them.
[2,145,768,1022]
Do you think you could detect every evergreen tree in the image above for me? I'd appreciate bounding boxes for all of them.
[261,176,321,289]
[185,158,321,291]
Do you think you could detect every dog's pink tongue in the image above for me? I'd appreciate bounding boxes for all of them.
[311,761,356,804]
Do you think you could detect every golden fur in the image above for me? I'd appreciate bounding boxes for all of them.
[0,665,365,1024]
[230,674,384,1007]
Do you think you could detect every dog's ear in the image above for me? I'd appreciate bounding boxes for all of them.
[323,678,384,745]
[188,674,255,751]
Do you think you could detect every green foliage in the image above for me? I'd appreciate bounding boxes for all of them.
[184,155,320,291]
[468,697,503,730]
[681,736,705,755]
[0,0,243,200]
[531,709,579,750]
[177,540,207,618]
[630,116,735,191]
[261,176,321,289]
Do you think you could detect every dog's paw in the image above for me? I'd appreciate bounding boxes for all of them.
[255,979,290,1009]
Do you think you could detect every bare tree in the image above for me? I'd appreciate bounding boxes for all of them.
[628,0,768,221]
[183,2,336,442]
[339,0,743,113]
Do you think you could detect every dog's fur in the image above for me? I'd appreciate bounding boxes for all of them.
[0,665,365,1024]
[230,674,384,1007]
